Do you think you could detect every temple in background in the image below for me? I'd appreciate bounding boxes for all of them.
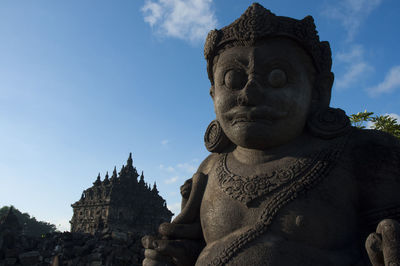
[70,153,173,235]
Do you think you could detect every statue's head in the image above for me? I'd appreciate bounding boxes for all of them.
[203,3,347,151]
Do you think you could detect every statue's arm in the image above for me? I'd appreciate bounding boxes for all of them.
[360,133,400,224]
[364,163,400,266]
[143,153,218,266]
[353,130,400,266]
[173,153,217,224]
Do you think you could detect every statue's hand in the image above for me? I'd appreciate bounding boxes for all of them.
[366,219,400,266]
[142,222,204,266]
[142,234,174,266]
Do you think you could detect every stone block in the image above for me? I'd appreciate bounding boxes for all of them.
[18,251,40,265]
[111,231,128,242]
[4,257,17,265]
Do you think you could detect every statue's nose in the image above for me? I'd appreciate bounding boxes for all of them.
[237,76,264,106]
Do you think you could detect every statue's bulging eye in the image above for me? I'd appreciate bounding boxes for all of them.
[268,69,287,88]
[224,69,247,90]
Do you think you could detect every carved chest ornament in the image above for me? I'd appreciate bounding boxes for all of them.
[216,152,321,206]
[209,132,351,266]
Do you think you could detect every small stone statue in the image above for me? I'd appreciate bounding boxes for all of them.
[142,3,400,266]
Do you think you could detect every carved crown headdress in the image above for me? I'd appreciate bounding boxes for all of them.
[204,3,332,85]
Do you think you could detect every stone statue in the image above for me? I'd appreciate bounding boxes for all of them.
[142,3,400,266]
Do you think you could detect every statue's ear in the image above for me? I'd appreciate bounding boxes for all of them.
[315,71,333,108]
[209,85,215,99]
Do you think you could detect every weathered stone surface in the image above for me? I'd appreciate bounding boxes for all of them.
[0,208,21,237]
[4,257,17,265]
[0,207,146,265]
[111,231,127,242]
[70,153,173,236]
[0,230,144,266]
[142,3,400,266]
[18,251,40,265]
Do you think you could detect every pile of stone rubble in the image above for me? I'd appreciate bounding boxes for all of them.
[0,229,144,266]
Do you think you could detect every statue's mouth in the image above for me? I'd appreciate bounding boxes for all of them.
[225,106,288,126]
[231,117,271,125]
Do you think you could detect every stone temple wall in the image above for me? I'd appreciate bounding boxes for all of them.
[70,153,173,235]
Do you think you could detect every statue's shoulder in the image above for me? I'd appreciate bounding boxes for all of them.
[175,153,221,223]
[348,127,400,149]
[346,127,400,171]
[179,153,220,199]
[346,128,400,217]
[196,152,221,176]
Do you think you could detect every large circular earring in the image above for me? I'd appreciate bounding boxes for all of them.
[307,107,351,139]
[204,120,232,153]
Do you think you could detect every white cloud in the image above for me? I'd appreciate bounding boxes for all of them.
[54,217,71,232]
[142,1,163,26]
[141,0,218,42]
[322,0,382,41]
[160,164,175,171]
[177,162,196,173]
[167,202,181,217]
[165,176,179,184]
[366,120,375,129]
[335,45,373,89]
[160,159,198,174]
[161,139,169,146]
[367,65,400,97]
[387,113,400,122]
[160,159,198,193]
[336,62,372,89]
[336,45,364,63]
[365,113,400,129]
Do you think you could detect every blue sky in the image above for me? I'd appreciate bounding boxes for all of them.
[0,0,399,231]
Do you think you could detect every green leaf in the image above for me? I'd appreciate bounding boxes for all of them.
[349,111,400,139]
[349,110,374,129]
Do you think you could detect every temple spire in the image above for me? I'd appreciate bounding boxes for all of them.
[110,166,117,182]
[1,207,21,234]
[139,171,145,185]
[93,173,101,186]
[127,152,133,167]
[112,167,117,177]
[103,171,110,185]
[140,171,144,181]
[123,152,139,179]
[152,182,158,193]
